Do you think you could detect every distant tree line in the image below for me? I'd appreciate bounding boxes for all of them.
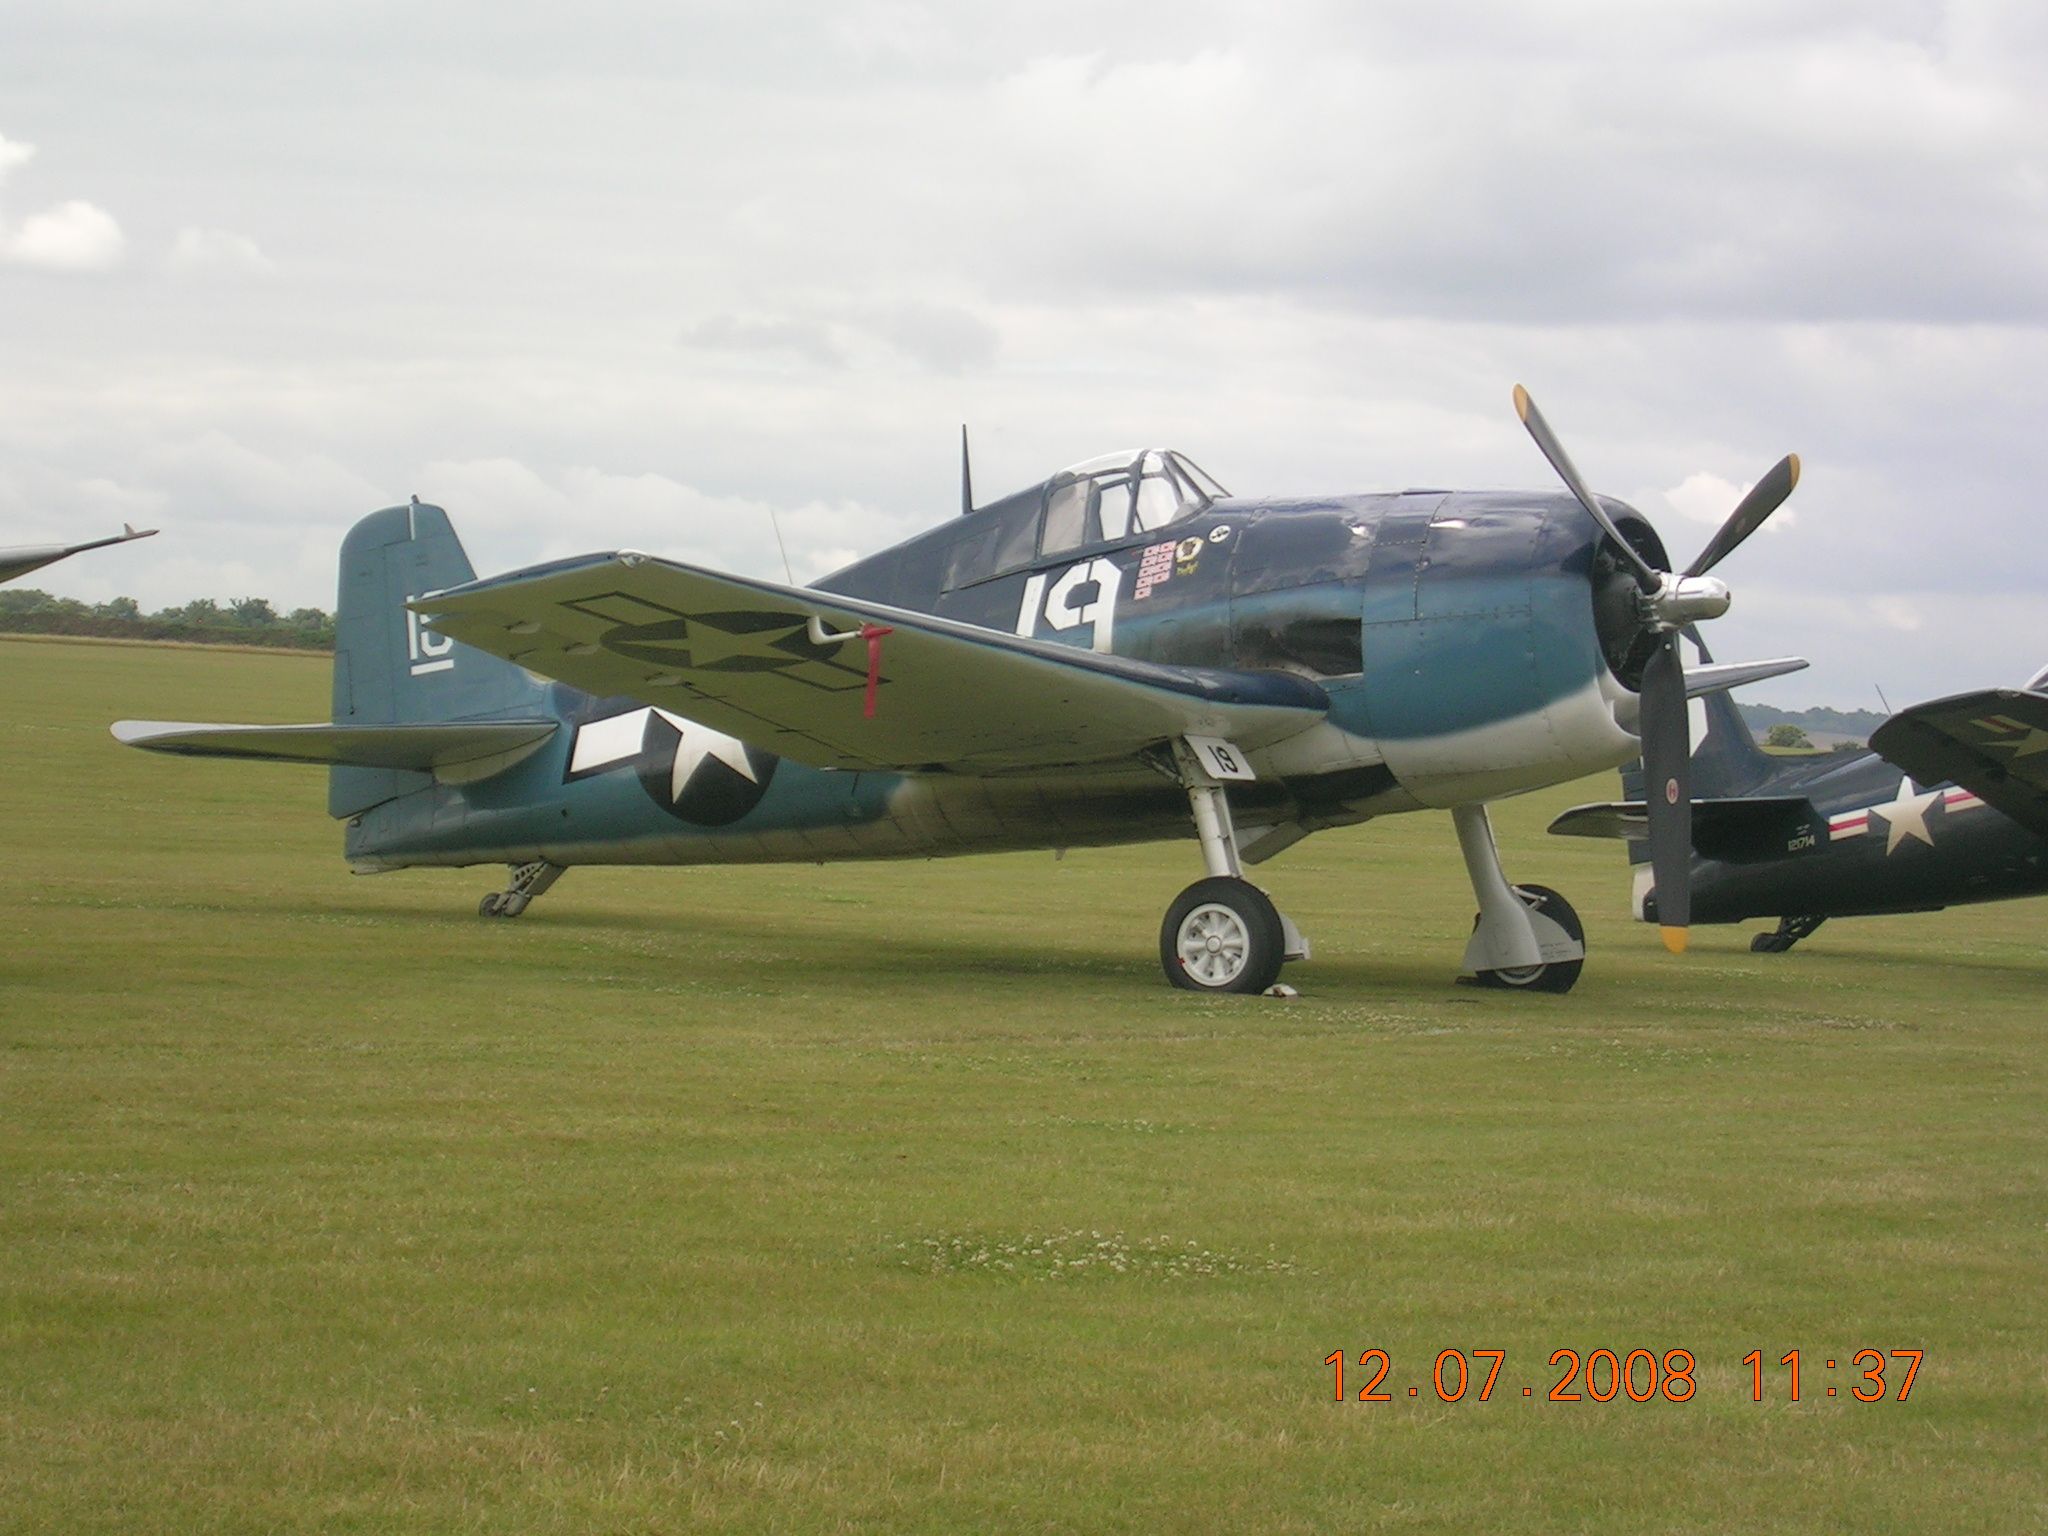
[0,589,334,650]
[1745,717,1865,754]
[1737,700,1886,742]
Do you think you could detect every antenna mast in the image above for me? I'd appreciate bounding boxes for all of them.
[960,425,974,516]
[766,505,795,586]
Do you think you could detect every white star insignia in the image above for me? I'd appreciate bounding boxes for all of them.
[653,708,758,802]
[1869,774,1940,855]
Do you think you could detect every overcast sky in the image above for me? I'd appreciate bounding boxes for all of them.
[4,0,2045,707]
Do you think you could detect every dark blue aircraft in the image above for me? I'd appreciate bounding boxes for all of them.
[116,389,1806,995]
[1553,638,2048,951]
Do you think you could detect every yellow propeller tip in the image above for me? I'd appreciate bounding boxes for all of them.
[1786,452,1801,488]
[1660,926,1690,955]
[1512,383,1532,419]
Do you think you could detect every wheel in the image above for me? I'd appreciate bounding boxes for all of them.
[1752,915,1822,953]
[1469,883,1584,994]
[1161,877,1287,994]
[479,893,504,918]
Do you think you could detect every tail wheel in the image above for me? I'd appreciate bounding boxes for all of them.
[1470,883,1584,994]
[1161,877,1287,994]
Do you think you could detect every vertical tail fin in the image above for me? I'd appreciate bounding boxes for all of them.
[1680,630,1777,798]
[1621,630,1777,807]
[330,500,547,816]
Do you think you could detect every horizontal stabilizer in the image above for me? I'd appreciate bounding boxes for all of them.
[1684,657,1807,698]
[112,719,558,784]
[1549,795,1822,864]
[412,554,1328,774]
[1870,688,2048,840]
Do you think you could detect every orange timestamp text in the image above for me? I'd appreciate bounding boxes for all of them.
[1325,1348,1922,1403]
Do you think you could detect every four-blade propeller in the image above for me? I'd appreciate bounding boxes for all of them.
[1513,385,1800,954]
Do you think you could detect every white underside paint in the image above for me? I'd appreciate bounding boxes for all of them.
[1379,672,1642,808]
[1246,718,1386,779]
[1631,863,1655,922]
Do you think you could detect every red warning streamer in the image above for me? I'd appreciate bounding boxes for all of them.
[860,624,894,718]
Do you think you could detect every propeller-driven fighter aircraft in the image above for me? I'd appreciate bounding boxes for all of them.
[2,523,156,585]
[115,389,1805,994]
[1554,641,2048,951]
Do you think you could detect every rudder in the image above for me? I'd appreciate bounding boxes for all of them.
[330,500,546,815]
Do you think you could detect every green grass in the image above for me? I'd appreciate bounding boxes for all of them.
[2,636,2042,1533]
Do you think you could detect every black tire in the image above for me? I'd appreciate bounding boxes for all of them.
[479,893,504,918]
[1470,883,1584,994]
[1161,877,1287,994]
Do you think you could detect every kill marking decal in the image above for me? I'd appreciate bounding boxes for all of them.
[1133,539,1176,600]
[1134,535,1208,600]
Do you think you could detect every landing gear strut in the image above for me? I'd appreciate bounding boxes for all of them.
[1453,803,1585,993]
[479,860,564,919]
[1751,914,1825,953]
[1159,739,1308,994]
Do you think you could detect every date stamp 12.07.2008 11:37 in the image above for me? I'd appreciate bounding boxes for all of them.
[1325,1348,1923,1404]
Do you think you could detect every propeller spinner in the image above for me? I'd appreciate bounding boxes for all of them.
[1513,385,1800,954]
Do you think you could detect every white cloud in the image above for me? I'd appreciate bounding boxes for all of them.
[0,131,124,272]
[1651,470,1799,536]
[3,197,124,271]
[0,132,33,177]
[167,226,274,276]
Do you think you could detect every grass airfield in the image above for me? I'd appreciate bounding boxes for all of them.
[2,636,2042,1533]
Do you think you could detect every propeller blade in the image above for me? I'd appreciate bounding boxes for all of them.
[1638,634,1693,952]
[1683,454,1800,578]
[1513,384,1662,590]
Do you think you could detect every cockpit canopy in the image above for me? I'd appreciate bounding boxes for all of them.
[938,447,1229,594]
[1039,449,1229,556]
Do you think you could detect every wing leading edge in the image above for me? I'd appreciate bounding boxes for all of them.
[412,554,1329,775]
[1,524,158,586]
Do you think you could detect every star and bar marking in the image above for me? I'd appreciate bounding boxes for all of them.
[568,706,758,803]
[592,606,875,694]
[1827,775,1983,853]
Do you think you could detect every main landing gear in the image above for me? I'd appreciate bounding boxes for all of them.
[1160,741,1309,994]
[1751,914,1825,953]
[478,859,564,919]
[1452,803,1585,993]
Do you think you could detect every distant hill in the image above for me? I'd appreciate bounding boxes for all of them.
[1736,701,1886,747]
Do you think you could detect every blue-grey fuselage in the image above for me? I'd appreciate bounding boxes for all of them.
[344,479,1658,876]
